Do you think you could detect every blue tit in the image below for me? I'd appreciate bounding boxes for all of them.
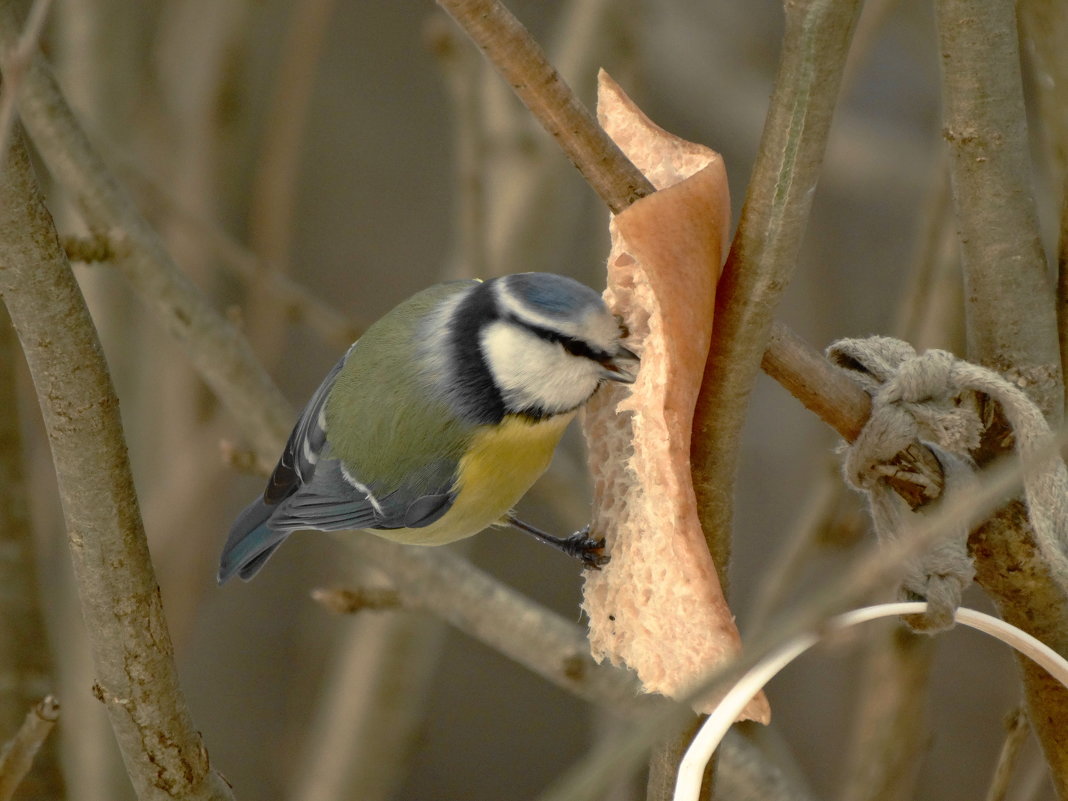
[218,272,639,583]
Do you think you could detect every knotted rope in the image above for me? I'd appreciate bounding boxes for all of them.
[828,337,1068,631]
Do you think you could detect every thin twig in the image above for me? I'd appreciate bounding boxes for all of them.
[426,15,490,278]
[436,0,654,213]
[339,532,655,715]
[984,705,1030,801]
[0,128,233,801]
[244,0,338,366]
[0,7,295,460]
[0,307,65,800]
[838,625,933,801]
[247,0,336,270]
[0,0,51,160]
[311,586,405,614]
[746,459,844,633]
[0,696,59,801]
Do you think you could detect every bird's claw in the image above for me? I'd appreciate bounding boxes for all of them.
[562,527,609,570]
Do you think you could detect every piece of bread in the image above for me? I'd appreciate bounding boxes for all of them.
[581,72,769,722]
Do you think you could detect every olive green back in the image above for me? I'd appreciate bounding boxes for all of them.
[324,281,477,495]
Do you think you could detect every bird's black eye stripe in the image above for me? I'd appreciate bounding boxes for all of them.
[505,313,611,362]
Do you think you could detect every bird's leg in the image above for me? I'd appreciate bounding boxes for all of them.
[505,514,609,569]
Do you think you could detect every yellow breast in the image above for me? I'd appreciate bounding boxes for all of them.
[373,412,575,546]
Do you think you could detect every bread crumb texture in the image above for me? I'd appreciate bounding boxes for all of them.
[581,72,770,722]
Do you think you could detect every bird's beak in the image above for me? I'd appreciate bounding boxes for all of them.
[600,346,640,384]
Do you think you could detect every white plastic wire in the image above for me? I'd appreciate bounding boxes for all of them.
[673,602,1068,801]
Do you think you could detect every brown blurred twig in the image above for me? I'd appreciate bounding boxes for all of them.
[839,624,932,801]
[0,308,66,800]
[0,129,233,801]
[426,16,490,279]
[244,0,338,367]
[339,533,653,714]
[312,586,404,613]
[290,591,450,801]
[0,5,294,462]
[0,0,50,158]
[984,706,1029,801]
[436,0,653,214]
[0,696,60,801]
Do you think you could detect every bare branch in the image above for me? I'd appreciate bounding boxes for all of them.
[937,0,1062,418]
[311,586,404,614]
[0,307,65,799]
[0,3,294,461]
[937,1,1068,792]
[692,0,863,572]
[984,705,1029,801]
[339,533,655,715]
[436,0,654,213]
[0,696,60,801]
[0,129,233,801]
[0,0,50,158]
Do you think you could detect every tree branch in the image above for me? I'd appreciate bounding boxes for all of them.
[0,696,60,801]
[0,0,50,158]
[0,306,65,799]
[0,2,293,462]
[436,0,654,213]
[0,129,233,801]
[937,0,1062,419]
[937,1,1068,794]
[339,533,655,715]
[692,0,863,575]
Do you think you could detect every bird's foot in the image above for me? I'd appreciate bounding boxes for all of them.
[506,516,610,569]
[556,526,609,570]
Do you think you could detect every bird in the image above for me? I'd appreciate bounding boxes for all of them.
[218,272,639,583]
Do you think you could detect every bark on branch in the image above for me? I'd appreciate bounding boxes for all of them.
[937,0,1068,794]
[0,0,293,463]
[0,130,233,801]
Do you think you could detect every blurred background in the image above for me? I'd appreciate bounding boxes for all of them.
[8,0,1064,799]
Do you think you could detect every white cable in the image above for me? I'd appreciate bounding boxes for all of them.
[674,602,1068,801]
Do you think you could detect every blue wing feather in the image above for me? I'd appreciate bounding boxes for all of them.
[219,343,461,583]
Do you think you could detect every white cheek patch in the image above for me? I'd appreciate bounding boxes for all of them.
[480,322,602,414]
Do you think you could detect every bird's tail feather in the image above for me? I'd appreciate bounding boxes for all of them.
[218,497,290,583]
